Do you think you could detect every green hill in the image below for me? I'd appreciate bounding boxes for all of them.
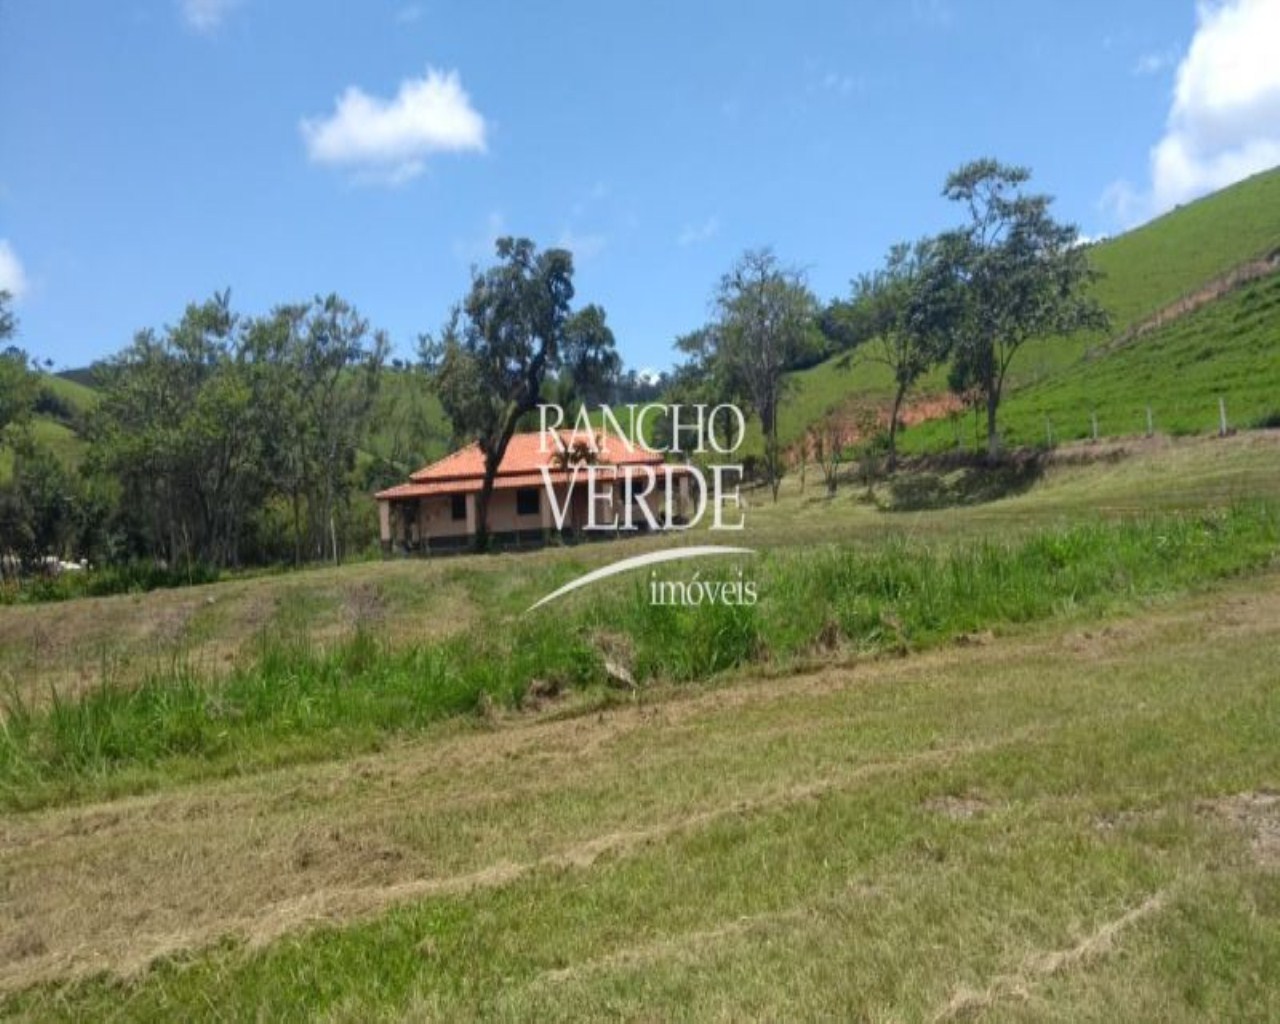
[43,372,99,415]
[0,372,100,482]
[770,165,1280,454]
[908,270,1280,450]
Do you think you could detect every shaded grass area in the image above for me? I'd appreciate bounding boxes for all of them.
[1,502,1275,811]
[5,578,1279,1019]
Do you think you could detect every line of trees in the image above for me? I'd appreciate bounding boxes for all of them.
[0,289,408,573]
[1,156,1105,573]
[674,159,1106,494]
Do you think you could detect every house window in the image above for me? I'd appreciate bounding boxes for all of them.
[516,488,540,517]
[451,494,467,521]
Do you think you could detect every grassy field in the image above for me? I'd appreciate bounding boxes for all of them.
[0,373,97,482]
[2,564,1279,1018]
[2,166,1279,1018]
[39,373,98,414]
[0,430,1278,1017]
[4,432,1277,711]
[903,270,1280,451]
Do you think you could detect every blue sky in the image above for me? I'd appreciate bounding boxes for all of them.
[2,0,1277,372]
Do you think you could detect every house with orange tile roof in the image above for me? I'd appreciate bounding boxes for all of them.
[375,430,692,552]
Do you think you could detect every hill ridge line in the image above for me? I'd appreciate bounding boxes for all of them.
[1088,247,1280,362]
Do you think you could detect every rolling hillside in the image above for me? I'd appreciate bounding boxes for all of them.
[909,269,1280,450]
[0,371,98,481]
[770,165,1280,454]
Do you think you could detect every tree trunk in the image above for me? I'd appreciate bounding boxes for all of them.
[473,448,506,554]
[473,474,494,553]
[291,492,302,568]
[765,418,782,503]
[985,387,1001,462]
[887,383,906,472]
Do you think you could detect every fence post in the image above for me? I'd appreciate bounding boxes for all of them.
[1146,406,1154,438]
[1218,396,1228,437]
[1091,412,1099,442]
[1045,416,1053,448]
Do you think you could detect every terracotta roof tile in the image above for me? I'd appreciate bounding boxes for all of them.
[407,430,663,483]
[375,438,688,501]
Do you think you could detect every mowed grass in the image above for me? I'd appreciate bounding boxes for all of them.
[3,573,1279,1019]
[0,434,1277,1017]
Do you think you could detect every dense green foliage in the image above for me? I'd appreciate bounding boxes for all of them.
[0,292,413,577]
[681,249,820,498]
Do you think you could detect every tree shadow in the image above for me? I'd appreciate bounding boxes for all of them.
[882,450,1046,512]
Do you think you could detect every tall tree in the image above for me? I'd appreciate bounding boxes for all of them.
[849,238,954,469]
[243,304,313,566]
[296,295,388,564]
[939,159,1108,459]
[424,237,616,551]
[710,249,818,501]
[88,292,255,567]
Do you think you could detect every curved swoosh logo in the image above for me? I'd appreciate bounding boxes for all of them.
[525,545,757,613]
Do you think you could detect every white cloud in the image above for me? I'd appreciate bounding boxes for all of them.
[677,217,720,247]
[180,0,242,34]
[1103,0,1280,226]
[301,68,486,184]
[0,240,29,301]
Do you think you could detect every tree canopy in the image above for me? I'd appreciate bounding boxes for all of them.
[685,249,819,500]
[424,237,618,550]
[938,159,1108,458]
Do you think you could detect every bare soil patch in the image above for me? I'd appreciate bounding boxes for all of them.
[1204,791,1280,868]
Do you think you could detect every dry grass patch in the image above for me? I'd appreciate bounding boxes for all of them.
[1,574,1278,1009]
[1204,791,1280,869]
